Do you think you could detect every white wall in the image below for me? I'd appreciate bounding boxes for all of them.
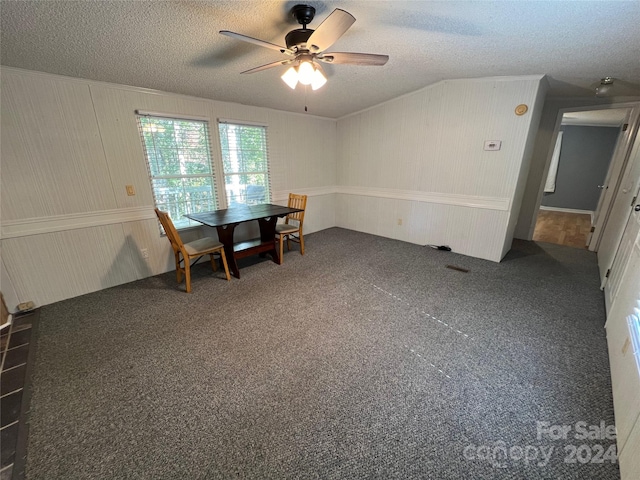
[335,76,546,261]
[0,68,337,307]
[0,69,561,307]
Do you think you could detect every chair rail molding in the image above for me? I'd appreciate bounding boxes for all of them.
[336,186,511,211]
[2,187,510,240]
[1,206,157,239]
[271,186,336,202]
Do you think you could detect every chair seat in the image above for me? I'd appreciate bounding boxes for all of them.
[276,224,299,234]
[184,237,224,256]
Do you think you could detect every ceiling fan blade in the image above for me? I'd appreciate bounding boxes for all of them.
[220,30,292,55]
[241,60,292,74]
[319,52,389,66]
[306,9,355,52]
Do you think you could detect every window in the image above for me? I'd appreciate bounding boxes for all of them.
[218,122,271,206]
[137,114,217,229]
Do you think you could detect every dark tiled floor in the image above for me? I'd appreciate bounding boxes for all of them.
[0,365,26,398]
[2,345,29,372]
[1,310,39,480]
[1,423,19,467]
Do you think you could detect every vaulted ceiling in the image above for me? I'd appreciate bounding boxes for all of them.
[2,1,639,118]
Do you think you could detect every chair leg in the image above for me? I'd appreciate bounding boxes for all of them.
[219,249,231,281]
[175,252,183,283]
[210,253,218,272]
[286,235,291,251]
[299,230,305,255]
[279,234,285,264]
[184,258,192,293]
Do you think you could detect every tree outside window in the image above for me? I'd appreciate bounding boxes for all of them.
[218,123,271,206]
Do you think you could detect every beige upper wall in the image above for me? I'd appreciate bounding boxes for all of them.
[338,77,544,199]
[1,68,337,221]
[1,72,117,219]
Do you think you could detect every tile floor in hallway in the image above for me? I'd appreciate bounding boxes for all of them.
[533,209,592,249]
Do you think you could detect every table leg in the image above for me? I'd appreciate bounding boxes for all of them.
[258,216,281,264]
[216,223,240,278]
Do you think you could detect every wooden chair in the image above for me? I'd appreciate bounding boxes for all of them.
[154,209,230,292]
[275,194,307,262]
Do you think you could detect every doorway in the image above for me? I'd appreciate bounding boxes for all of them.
[533,107,632,249]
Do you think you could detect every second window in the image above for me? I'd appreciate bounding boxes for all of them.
[218,122,271,206]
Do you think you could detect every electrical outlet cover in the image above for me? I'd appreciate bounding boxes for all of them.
[17,301,35,312]
[484,140,502,151]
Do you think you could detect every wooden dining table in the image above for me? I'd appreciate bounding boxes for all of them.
[185,203,303,278]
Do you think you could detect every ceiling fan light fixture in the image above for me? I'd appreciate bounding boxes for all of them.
[311,68,327,90]
[297,60,315,85]
[281,67,299,89]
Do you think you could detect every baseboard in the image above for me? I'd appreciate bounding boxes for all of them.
[539,206,594,216]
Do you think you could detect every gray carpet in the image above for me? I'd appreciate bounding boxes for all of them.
[26,228,619,479]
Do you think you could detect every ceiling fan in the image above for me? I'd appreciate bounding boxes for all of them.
[220,4,389,91]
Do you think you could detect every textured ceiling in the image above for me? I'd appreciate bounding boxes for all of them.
[1,1,640,118]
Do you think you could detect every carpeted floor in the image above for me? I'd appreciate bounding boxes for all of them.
[25,228,618,479]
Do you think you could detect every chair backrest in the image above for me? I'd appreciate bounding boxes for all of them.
[154,208,185,253]
[286,193,307,225]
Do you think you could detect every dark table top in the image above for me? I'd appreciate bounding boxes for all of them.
[185,203,303,228]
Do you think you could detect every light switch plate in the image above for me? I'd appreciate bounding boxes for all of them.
[484,140,502,151]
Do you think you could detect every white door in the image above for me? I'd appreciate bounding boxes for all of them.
[591,107,640,264]
[587,114,631,251]
[599,130,640,292]
[605,185,640,309]
[592,112,630,229]
[604,220,640,465]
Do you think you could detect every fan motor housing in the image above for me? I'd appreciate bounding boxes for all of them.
[291,4,315,25]
[285,29,314,50]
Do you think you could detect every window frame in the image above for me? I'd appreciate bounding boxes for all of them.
[136,111,219,230]
[136,112,273,231]
[217,119,272,208]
